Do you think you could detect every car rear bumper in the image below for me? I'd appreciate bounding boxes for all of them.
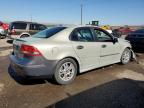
[9,54,58,78]
[7,35,20,39]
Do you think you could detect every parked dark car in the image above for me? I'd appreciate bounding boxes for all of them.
[125,29,144,50]
[8,21,47,39]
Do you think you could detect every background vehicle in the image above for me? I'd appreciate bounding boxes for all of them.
[0,27,6,39]
[100,25,113,34]
[125,29,144,50]
[9,26,133,85]
[8,21,47,39]
[113,27,133,37]
[0,21,9,39]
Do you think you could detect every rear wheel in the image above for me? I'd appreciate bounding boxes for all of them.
[20,34,30,38]
[54,58,77,85]
[121,48,131,64]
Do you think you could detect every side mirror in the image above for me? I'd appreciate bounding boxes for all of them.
[113,37,118,44]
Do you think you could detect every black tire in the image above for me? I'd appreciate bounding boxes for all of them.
[0,34,4,39]
[54,58,78,85]
[117,31,122,37]
[3,35,6,39]
[20,34,30,38]
[121,48,131,65]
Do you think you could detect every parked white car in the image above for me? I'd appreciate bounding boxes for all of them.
[9,26,133,84]
[0,27,6,38]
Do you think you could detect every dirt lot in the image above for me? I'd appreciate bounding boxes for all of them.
[0,39,144,108]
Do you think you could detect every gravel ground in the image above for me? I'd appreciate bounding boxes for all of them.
[0,39,12,57]
[51,79,144,108]
[0,39,144,108]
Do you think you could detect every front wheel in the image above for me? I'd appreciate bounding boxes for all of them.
[0,34,6,39]
[121,48,131,64]
[54,58,77,85]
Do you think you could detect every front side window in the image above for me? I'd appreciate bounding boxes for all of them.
[30,24,39,30]
[30,24,47,30]
[71,28,94,42]
[94,29,112,42]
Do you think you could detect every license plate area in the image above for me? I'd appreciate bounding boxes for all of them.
[13,44,23,59]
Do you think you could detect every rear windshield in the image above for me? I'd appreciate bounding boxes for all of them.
[32,27,67,38]
[10,22,27,30]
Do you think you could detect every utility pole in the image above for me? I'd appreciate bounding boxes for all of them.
[81,3,83,25]
[30,14,33,22]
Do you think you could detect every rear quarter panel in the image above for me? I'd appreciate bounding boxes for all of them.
[29,40,81,65]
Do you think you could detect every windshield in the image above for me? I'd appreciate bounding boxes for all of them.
[32,27,67,38]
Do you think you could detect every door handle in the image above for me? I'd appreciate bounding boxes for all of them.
[77,45,84,49]
[101,44,107,48]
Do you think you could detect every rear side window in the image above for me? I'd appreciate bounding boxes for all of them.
[10,23,27,29]
[32,27,67,38]
[71,28,94,42]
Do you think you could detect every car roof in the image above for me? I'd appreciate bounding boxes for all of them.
[132,29,144,33]
[10,21,44,25]
[64,25,100,30]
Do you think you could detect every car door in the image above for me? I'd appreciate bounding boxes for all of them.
[92,28,121,66]
[29,24,39,35]
[70,27,101,72]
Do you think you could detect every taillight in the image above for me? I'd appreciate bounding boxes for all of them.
[20,44,42,56]
[11,29,16,35]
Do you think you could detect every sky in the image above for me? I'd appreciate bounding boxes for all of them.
[0,0,144,25]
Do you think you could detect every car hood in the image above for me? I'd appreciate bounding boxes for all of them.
[118,38,130,43]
